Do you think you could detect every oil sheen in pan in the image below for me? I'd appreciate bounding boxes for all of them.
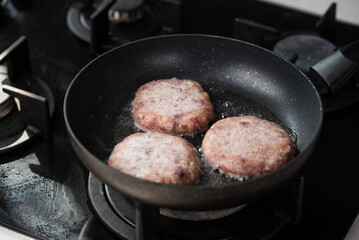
[112,82,298,186]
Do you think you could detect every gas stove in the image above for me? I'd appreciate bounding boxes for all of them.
[0,0,358,240]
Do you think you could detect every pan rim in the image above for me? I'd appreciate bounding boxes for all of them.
[63,34,323,208]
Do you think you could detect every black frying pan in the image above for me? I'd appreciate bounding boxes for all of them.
[64,34,323,211]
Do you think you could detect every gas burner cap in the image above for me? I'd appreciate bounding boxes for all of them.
[273,34,336,72]
[108,0,144,23]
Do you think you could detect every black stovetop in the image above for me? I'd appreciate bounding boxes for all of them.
[0,0,358,239]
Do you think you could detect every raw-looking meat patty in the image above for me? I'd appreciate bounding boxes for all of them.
[132,78,214,135]
[108,132,201,185]
[202,116,296,179]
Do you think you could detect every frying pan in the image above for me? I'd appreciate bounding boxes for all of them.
[64,34,323,211]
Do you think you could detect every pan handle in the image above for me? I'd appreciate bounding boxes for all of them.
[309,40,359,95]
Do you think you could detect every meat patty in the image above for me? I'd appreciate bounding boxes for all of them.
[132,78,214,135]
[108,132,201,185]
[202,116,296,179]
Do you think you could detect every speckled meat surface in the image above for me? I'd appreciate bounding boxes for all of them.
[108,132,201,185]
[132,78,214,135]
[202,116,296,179]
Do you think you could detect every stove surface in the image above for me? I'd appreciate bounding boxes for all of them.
[0,0,358,240]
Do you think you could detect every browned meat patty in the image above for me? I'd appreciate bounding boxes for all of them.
[108,132,201,185]
[132,78,214,135]
[202,116,296,179]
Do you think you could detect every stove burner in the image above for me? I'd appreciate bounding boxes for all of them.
[0,76,54,153]
[66,0,161,52]
[0,95,26,143]
[105,185,246,222]
[273,34,336,72]
[0,36,54,153]
[273,34,359,112]
[108,0,144,23]
[88,173,290,240]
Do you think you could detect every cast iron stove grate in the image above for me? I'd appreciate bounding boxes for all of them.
[0,36,54,154]
[88,173,306,240]
[67,0,182,53]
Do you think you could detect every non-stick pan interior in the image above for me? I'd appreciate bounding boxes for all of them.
[64,35,322,209]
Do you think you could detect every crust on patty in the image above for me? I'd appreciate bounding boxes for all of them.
[202,116,296,179]
[108,132,201,185]
[132,78,214,135]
